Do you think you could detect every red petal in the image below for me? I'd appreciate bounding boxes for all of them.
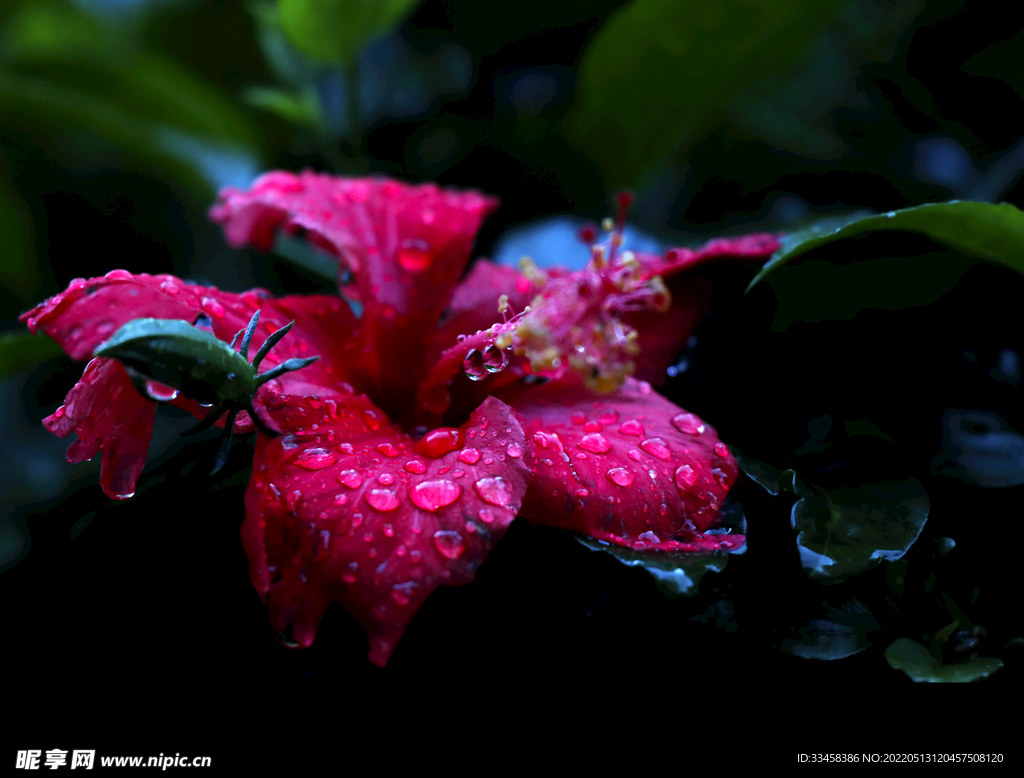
[20,271,360,396]
[242,392,529,666]
[44,358,155,500]
[511,377,742,552]
[628,233,782,383]
[210,172,499,418]
[427,260,536,369]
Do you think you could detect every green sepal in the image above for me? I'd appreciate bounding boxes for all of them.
[94,318,256,406]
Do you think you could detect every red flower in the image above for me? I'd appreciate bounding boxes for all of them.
[22,172,779,665]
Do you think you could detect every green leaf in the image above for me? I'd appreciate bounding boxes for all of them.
[885,638,1003,683]
[576,536,730,597]
[0,2,260,193]
[243,85,325,131]
[0,331,62,376]
[748,201,1024,290]
[570,0,836,187]
[734,454,929,582]
[791,478,929,582]
[278,0,418,66]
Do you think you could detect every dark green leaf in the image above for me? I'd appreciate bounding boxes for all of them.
[278,0,418,66]
[243,85,324,131]
[576,536,730,597]
[791,477,929,582]
[0,331,62,376]
[749,201,1024,290]
[571,0,836,187]
[884,638,1002,683]
[734,453,929,582]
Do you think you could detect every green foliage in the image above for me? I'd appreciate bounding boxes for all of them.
[278,0,418,66]
[571,0,836,187]
[884,637,1002,683]
[0,331,62,376]
[576,536,731,597]
[0,0,260,194]
[750,201,1024,286]
[736,454,929,582]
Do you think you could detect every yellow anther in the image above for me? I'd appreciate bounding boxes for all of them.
[601,217,614,232]
[497,294,510,314]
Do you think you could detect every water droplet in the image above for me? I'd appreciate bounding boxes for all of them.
[574,488,590,497]
[432,530,465,559]
[481,344,509,373]
[378,472,395,485]
[457,447,481,464]
[201,297,225,318]
[410,480,461,511]
[579,433,611,453]
[404,460,426,474]
[53,405,66,418]
[675,464,698,488]
[463,349,487,380]
[711,467,732,488]
[362,409,382,431]
[96,320,115,336]
[619,420,645,436]
[606,467,634,486]
[366,489,400,512]
[598,410,619,424]
[671,413,705,435]
[338,469,363,488]
[376,442,400,457]
[571,412,588,425]
[294,448,337,470]
[714,442,730,457]
[453,469,465,478]
[304,395,322,409]
[637,381,652,395]
[333,493,348,505]
[324,399,338,419]
[159,280,179,294]
[397,239,432,272]
[627,449,641,461]
[416,427,464,457]
[506,443,522,458]
[478,508,495,523]
[104,269,133,281]
[474,477,512,507]
[144,380,179,402]
[639,438,671,460]
[338,442,354,455]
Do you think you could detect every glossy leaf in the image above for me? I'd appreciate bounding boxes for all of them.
[749,201,1024,290]
[278,0,418,65]
[571,0,835,187]
[734,454,929,581]
[884,638,1003,683]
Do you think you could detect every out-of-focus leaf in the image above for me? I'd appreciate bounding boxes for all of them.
[749,201,1024,290]
[0,157,35,295]
[0,2,260,192]
[780,598,879,660]
[884,638,1002,683]
[243,85,324,130]
[571,0,836,187]
[0,331,62,375]
[767,252,976,330]
[278,0,417,66]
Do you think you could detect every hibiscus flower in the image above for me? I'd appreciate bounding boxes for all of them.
[21,172,779,665]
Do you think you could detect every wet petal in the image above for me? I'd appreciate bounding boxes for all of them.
[243,393,529,666]
[511,377,741,551]
[20,271,360,397]
[44,358,155,500]
[210,172,498,417]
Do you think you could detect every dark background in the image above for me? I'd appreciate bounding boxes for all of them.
[2,0,1021,750]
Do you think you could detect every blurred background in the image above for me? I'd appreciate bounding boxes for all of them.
[3,0,1024,719]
